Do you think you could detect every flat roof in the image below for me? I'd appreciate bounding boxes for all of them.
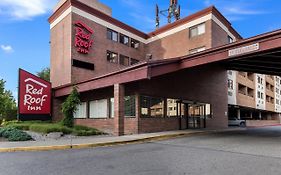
[49,0,242,40]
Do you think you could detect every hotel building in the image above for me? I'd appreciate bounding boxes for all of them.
[49,0,281,135]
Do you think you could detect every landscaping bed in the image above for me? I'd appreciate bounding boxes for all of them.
[0,120,105,142]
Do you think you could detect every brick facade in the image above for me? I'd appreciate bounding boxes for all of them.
[50,0,235,135]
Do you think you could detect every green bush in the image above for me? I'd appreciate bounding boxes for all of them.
[0,127,32,141]
[29,124,72,134]
[72,125,103,136]
[62,87,81,128]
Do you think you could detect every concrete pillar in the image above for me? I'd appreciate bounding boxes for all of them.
[114,84,125,136]
[237,109,241,119]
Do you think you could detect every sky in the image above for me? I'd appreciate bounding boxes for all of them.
[0,0,281,100]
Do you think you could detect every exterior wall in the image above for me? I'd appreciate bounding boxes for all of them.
[50,14,72,88]
[236,72,255,108]
[146,20,212,60]
[211,20,231,47]
[265,75,275,112]
[127,64,228,130]
[227,70,237,105]
[275,76,281,112]
[70,13,146,85]
[255,74,266,110]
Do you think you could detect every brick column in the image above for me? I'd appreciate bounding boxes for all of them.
[114,84,125,136]
[135,94,141,134]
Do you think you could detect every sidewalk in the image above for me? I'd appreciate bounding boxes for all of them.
[0,128,242,152]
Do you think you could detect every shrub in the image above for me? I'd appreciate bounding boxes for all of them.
[0,127,32,141]
[62,87,81,128]
[72,125,104,136]
[29,124,72,134]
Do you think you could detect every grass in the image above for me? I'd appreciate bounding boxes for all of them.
[2,120,104,136]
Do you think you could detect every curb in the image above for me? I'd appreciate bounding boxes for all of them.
[0,131,208,153]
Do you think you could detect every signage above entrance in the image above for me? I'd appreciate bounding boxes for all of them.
[228,43,259,57]
[74,21,94,54]
[18,69,51,120]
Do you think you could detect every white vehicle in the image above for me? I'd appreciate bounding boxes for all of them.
[228,118,246,127]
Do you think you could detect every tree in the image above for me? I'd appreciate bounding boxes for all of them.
[0,79,17,121]
[61,87,81,127]
[37,67,50,82]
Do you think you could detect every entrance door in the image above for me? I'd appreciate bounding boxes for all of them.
[176,101,207,129]
[187,103,206,129]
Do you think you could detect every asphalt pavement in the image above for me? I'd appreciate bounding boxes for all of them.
[1,126,281,175]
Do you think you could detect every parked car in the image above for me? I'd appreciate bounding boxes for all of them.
[228,118,246,127]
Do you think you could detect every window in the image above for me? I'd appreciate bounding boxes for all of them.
[119,34,129,46]
[228,36,234,43]
[89,99,108,118]
[189,47,206,54]
[119,55,130,66]
[110,98,114,118]
[124,96,136,117]
[107,29,118,42]
[257,91,261,98]
[107,51,118,63]
[130,58,140,65]
[166,99,182,117]
[131,38,140,49]
[72,59,95,70]
[189,23,205,38]
[140,96,164,117]
[74,102,87,119]
[228,79,233,90]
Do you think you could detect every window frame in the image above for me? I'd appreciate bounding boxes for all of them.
[107,28,118,42]
[107,50,118,64]
[189,23,206,38]
[73,102,88,119]
[119,33,129,46]
[89,99,109,119]
[119,54,130,66]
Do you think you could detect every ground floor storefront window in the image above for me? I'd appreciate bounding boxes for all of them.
[140,96,164,117]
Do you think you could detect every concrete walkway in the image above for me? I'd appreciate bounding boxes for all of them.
[0,129,242,152]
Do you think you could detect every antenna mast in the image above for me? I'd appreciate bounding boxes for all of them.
[156,0,181,29]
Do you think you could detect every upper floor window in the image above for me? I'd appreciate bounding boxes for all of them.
[119,34,129,46]
[228,79,234,90]
[119,55,130,66]
[189,46,206,54]
[107,29,118,42]
[130,58,140,65]
[228,36,234,43]
[131,38,140,49]
[107,51,118,63]
[189,23,205,38]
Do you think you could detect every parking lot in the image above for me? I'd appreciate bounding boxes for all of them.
[1,126,281,175]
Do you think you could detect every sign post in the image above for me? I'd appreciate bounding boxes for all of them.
[18,69,52,121]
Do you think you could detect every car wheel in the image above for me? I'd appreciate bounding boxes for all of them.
[240,122,246,127]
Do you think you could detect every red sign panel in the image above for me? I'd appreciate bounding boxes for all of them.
[19,69,51,115]
[74,21,94,54]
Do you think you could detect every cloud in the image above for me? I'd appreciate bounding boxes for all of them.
[202,0,267,21]
[1,45,14,53]
[0,0,58,20]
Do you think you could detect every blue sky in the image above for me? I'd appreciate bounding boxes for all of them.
[0,0,281,100]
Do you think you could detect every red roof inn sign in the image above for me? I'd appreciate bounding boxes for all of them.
[18,69,51,120]
[74,21,94,54]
